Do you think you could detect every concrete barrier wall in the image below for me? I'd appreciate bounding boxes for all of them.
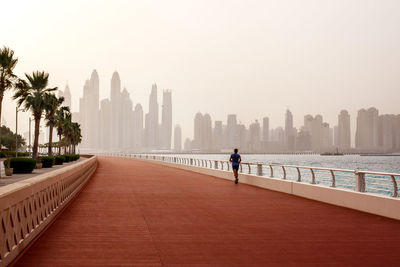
[0,156,97,267]
[152,160,400,220]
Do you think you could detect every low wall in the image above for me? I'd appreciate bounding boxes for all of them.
[151,160,400,220]
[0,156,97,267]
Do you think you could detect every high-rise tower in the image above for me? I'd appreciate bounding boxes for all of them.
[133,104,144,150]
[110,71,122,150]
[145,84,159,149]
[227,114,237,148]
[285,109,295,151]
[161,90,172,150]
[121,88,133,151]
[338,110,351,150]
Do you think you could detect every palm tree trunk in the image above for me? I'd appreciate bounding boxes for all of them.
[0,93,3,179]
[48,125,54,156]
[32,117,41,159]
[58,134,62,155]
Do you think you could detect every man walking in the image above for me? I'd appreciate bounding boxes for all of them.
[229,148,241,184]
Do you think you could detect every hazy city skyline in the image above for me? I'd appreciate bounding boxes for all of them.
[2,0,400,144]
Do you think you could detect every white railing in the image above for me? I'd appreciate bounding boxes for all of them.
[98,153,399,198]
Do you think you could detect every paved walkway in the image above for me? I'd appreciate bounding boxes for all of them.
[15,157,400,266]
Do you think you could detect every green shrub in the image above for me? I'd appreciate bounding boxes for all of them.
[55,156,64,165]
[41,156,55,168]
[66,154,80,161]
[10,158,36,174]
[63,155,71,162]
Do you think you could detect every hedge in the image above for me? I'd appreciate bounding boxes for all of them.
[62,155,70,163]
[10,158,37,174]
[66,154,80,161]
[41,156,55,168]
[55,156,64,165]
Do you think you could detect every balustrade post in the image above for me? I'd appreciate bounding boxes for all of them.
[214,160,218,169]
[355,172,366,192]
[330,170,336,187]
[390,175,398,197]
[281,166,286,179]
[296,167,301,182]
[310,168,316,184]
[269,165,274,177]
[190,158,193,165]
[257,164,263,176]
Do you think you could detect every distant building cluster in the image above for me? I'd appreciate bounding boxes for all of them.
[66,73,399,154]
[72,70,177,152]
[185,108,400,153]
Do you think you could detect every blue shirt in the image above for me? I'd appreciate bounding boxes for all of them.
[230,153,241,166]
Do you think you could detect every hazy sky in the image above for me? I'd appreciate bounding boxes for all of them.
[2,0,400,141]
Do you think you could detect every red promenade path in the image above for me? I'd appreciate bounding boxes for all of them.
[15,157,400,266]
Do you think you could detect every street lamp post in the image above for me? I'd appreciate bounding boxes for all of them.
[15,107,24,157]
[29,117,32,154]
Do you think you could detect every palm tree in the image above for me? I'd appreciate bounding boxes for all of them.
[0,47,19,168]
[70,122,82,154]
[44,93,64,155]
[63,112,73,154]
[55,106,70,154]
[13,71,57,158]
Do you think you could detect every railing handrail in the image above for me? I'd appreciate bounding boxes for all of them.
[196,160,357,174]
[356,170,400,176]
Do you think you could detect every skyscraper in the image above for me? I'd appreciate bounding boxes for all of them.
[78,70,100,150]
[249,120,261,152]
[110,71,122,150]
[174,125,182,151]
[285,109,295,151]
[237,124,248,151]
[303,114,323,151]
[227,114,237,148]
[145,84,159,149]
[203,113,212,151]
[338,110,351,150]
[213,121,223,151]
[59,84,71,108]
[321,122,332,148]
[193,112,203,150]
[100,99,111,151]
[262,117,269,142]
[160,90,172,150]
[355,107,379,150]
[133,104,144,150]
[121,88,133,151]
